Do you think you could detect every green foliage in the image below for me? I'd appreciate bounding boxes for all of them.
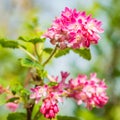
[73,48,91,60]
[48,81,58,86]
[44,47,91,60]
[10,80,30,101]
[7,112,26,120]
[55,48,70,58]
[109,105,120,120]
[76,108,104,120]
[10,80,24,95]
[44,48,70,58]
[37,70,48,80]
[21,58,43,70]
[36,115,49,120]
[0,38,19,49]
[6,97,19,103]
[32,102,43,120]
[20,88,30,103]
[43,48,53,54]
[112,68,120,77]
[18,36,45,44]
[57,116,81,120]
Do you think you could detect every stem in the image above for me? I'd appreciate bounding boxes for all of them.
[26,103,34,120]
[19,46,38,61]
[24,69,32,87]
[34,43,43,62]
[43,45,58,66]
[34,44,40,60]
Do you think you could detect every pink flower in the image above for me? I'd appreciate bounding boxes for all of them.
[30,72,108,118]
[6,102,19,112]
[68,73,108,109]
[69,74,87,89]
[40,97,59,119]
[44,7,104,49]
[53,72,69,91]
[30,85,48,103]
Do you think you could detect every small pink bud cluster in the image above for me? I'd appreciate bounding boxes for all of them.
[6,102,19,112]
[44,7,104,49]
[30,72,108,119]
[30,84,61,119]
[40,97,59,119]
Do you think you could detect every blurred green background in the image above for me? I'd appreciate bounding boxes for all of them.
[0,0,120,120]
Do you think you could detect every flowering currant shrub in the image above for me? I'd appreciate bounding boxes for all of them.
[0,7,108,120]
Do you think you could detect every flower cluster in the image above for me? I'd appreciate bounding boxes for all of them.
[30,7,107,120]
[68,73,108,109]
[44,7,104,49]
[40,96,59,119]
[30,72,108,119]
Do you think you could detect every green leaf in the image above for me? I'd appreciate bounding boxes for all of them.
[38,70,48,79]
[0,38,19,48]
[32,104,43,120]
[10,80,23,95]
[18,36,45,44]
[6,97,19,103]
[57,116,81,120]
[55,48,70,58]
[44,48,70,58]
[73,48,91,60]
[48,82,58,86]
[7,112,26,120]
[43,48,53,54]
[20,88,30,103]
[21,58,43,70]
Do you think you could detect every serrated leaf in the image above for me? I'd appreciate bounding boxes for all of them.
[18,36,45,44]
[0,38,19,48]
[44,48,70,58]
[43,48,53,54]
[7,112,26,120]
[55,48,70,58]
[57,116,81,120]
[29,38,45,44]
[73,48,91,60]
[21,58,43,70]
